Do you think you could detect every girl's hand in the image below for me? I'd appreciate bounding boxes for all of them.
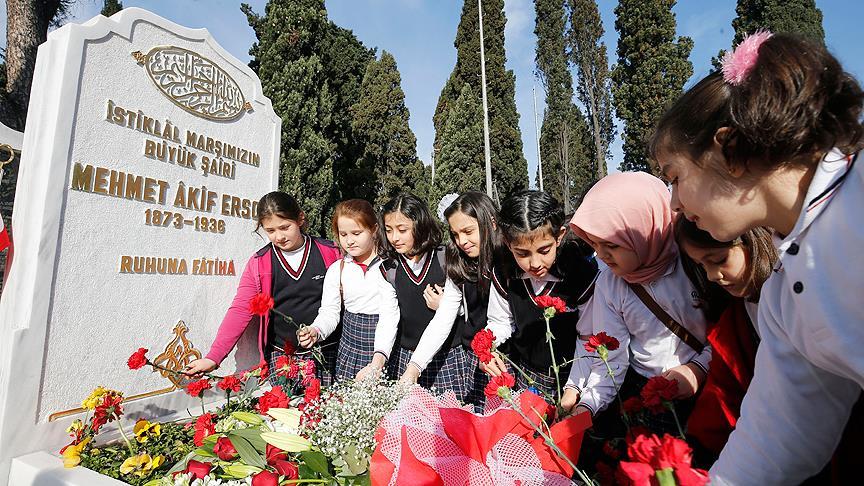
[184,358,217,377]
[422,284,444,311]
[356,353,387,381]
[479,353,508,377]
[662,363,707,399]
[560,388,582,415]
[297,327,319,348]
[399,363,421,384]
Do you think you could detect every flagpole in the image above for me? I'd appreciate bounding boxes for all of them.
[478,0,493,198]
[533,83,543,191]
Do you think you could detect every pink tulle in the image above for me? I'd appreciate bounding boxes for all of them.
[721,30,773,86]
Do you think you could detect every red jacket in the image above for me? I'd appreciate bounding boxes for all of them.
[205,238,340,365]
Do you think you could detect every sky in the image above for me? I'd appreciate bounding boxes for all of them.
[3,0,864,186]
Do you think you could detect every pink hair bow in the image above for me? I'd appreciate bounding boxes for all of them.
[721,30,773,86]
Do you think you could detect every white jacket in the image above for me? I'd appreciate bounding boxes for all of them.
[711,149,864,485]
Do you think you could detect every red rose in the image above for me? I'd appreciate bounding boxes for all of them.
[213,436,238,461]
[217,375,242,393]
[257,386,289,414]
[622,396,643,415]
[484,372,516,399]
[640,376,678,414]
[266,444,287,464]
[185,459,213,480]
[304,378,321,404]
[583,332,620,353]
[251,470,280,486]
[193,413,216,446]
[249,293,274,316]
[272,460,299,479]
[534,295,567,314]
[470,329,496,364]
[186,379,212,398]
[127,348,148,370]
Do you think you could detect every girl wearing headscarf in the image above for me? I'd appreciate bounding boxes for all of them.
[561,172,711,437]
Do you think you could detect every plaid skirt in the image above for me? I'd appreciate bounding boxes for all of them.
[335,311,378,382]
[463,350,489,412]
[514,360,572,405]
[267,344,338,389]
[389,344,472,400]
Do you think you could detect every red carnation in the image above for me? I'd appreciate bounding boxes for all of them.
[304,378,321,404]
[127,348,148,370]
[213,436,238,461]
[274,355,292,377]
[484,372,516,399]
[248,293,274,316]
[640,376,679,414]
[186,379,212,398]
[584,332,620,353]
[91,392,123,433]
[301,360,316,386]
[217,375,242,393]
[252,470,280,486]
[471,329,496,364]
[622,396,644,415]
[534,295,567,314]
[272,460,299,479]
[193,413,216,446]
[257,386,289,414]
[184,459,213,480]
[619,433,708,486]
[283,339,296,356]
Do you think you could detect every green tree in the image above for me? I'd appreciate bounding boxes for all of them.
[434,0,527,200]
[611,0,693,174]
[432,84,485,205]
[101,0,123,16]
[568,0,614,181]
[534,0,592,211]
[351,51,426,208]
[242,0,373,235]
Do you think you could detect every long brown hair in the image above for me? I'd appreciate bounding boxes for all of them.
[443,192,504,294]
[255,191,304,233]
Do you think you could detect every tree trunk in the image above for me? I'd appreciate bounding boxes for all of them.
[1,0,63,130]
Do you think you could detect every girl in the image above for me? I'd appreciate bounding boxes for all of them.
[484,190,598,403]
[401,192,505,408]
[675,216,777,458]
[185,192,341,385]
[650,32,863,485]
[357,193,470,398]
[562,172,710,438]
[297,199,382,382]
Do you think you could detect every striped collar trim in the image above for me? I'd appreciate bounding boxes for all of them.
[523,278,557,298]
[273,236,311,281]
[400,252,432,285]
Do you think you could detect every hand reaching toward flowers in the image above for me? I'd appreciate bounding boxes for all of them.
[662,363,706,399]
[478,353,508,377]
[400,363,421,384]
[560,388,581,414]
[297,327,319,348]
[356,353,387,380]
[183,358,217,377]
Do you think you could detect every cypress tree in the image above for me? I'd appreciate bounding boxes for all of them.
[432,84,486,205]
[101,0,123,16]
[568,0,614,181]
[434,0,527,200]
[611,0,693,174]
[242,0,373,235]
[351,51,427,208]
[731,0,824,45]
[534,0,592,210]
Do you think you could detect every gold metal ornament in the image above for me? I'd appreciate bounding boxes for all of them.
[151,321,202,388]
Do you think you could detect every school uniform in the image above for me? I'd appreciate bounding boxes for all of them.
[310,254,382,381]
[374,250,471,398]
[572,258,710,424]
[486,245,598,401]
[269,236,339,386]
[711,150,864,486]
[412,275,492,408]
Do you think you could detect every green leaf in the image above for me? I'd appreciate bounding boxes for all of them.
[221,463,263,478]
[230,428,267,452]
[260,432,311,452]
[300,450,330,476]
[231,411,264,426]
[267,407,302,429]
[193,447,216,457]
[228,435,267,469]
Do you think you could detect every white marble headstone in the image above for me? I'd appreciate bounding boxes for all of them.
[0,8,281,484]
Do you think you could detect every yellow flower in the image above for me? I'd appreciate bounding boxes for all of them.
[66,419,84,435]
[61,437,90,468]
[81,386,108,410]
[133,419,162,443]
[119,453,164,477]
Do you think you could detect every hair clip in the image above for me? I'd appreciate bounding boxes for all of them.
[721,30,773,86]
[437,193,460,223]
